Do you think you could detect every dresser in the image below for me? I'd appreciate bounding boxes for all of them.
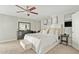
[17,30,37,40]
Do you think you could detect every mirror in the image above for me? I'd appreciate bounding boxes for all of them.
[18,22,31,31]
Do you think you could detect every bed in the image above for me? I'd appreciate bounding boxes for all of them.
[24,33,60,54]
[23,24,61,54]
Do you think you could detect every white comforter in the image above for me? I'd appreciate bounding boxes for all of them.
[24,33,58,53]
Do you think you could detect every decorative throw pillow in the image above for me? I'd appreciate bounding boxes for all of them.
[48,28,55,34]
[40,28,49,34]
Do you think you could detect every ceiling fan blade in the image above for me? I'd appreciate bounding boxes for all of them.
[30,12,38,15]
[29,7,36,11]
[16,5,27,11]
[17,11,25,13]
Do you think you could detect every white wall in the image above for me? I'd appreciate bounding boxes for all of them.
[18,18,41,31]
[0,14,17,42]
[58,14,64,26]
[72,11,79,50]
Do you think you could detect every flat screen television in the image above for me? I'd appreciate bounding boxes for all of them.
[64,21,72,27]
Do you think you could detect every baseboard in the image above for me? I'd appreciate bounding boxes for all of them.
[0,39,17,43]
[71,46,79,52]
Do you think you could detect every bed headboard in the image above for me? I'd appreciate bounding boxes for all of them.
[40,24,62,35]
[48,24,61,35]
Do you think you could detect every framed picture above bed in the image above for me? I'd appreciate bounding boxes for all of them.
[18,22,31,31]
[51,16,58,24]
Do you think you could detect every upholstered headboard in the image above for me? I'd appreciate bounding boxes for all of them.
[40,24,62,35]
[48,24,61,35]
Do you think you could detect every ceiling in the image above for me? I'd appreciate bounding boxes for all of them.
[0,5,79,20]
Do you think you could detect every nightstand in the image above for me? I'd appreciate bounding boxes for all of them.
[60,34,69,45]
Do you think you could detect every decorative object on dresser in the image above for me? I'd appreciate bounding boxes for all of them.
[60,33,69,45]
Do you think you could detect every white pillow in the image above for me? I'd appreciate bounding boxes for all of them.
[55,29,59,35]
[48,28,55,34]
[48,28,61,35]
[40,29,49,34]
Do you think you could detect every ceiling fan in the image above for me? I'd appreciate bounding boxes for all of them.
[16,5,38,16]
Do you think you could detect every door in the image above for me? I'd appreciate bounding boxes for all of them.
[72,12,79,50]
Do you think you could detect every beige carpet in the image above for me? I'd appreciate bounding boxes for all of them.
[0,40,79,54]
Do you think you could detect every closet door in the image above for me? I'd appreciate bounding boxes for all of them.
[72,12,79,50]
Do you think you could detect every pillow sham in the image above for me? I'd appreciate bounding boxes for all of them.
[48,28,61,35]
[40,28,49,34]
